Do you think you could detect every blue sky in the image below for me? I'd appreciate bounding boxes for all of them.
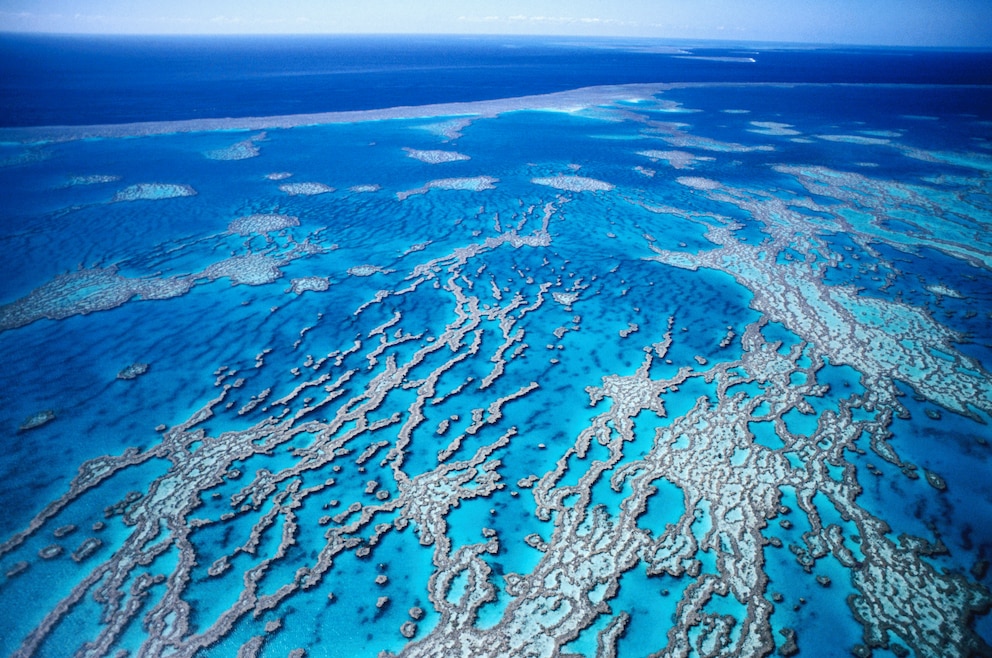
[1,0,991,47]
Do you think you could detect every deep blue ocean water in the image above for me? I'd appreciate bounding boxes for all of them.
[3,34,992,126]
[0,34,991,658]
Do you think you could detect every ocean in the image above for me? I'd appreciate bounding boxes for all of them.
[3,34,992,126]
[0,34,990,658]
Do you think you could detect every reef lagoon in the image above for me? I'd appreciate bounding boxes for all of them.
[1,36,991,658]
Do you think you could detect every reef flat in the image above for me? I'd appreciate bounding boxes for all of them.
[0,80,990,658]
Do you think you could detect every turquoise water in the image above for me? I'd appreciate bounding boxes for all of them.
[1,47,992,658]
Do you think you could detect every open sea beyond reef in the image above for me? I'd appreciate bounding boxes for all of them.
[1,34,992,658]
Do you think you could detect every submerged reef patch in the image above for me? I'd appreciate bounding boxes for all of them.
[204,132,266,160]
[403,148,471,164]
[397,176,498,200]
[531,175,614,192]
[279,181,335,195]
[227,213,300,236]
[111,183,196,202]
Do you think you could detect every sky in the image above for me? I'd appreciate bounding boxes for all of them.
[1,0,991,47]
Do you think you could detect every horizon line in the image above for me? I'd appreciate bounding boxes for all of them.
[3,31,992,51]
